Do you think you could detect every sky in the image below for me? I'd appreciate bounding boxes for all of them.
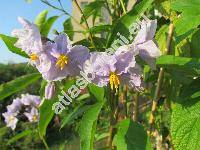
[0,0,72,64]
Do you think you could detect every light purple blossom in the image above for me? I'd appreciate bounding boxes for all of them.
[2,94,41,130]
[2,112,18,130]
[132,19,161,69]
[6,98,22,113]
[45,82,56,100]
[83,49,141,90]
[20,94,41,107]
[24,107,39,122]
[11,17,43,55]
[39,34,90,81]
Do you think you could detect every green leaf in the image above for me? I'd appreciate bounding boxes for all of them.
[0,73,41,101]
[156,55,200,76]
[89,25,111,34]
[171,0,200,36]
[155,25,168,53]
[40,16,58,37]
[79,100,105,150]
[88,83,104,102]
[0,34,28,58]
[39,99,56,136]
[180,78,200,101]
[63,17,74,40]
[81,0,105,24]
[113,119,152,150]
[106,0,153,47]
[171,97,200,150]
[7,130,32,145]
[35,10,48,29]
[60,103,90,129]
[191,29,200,58]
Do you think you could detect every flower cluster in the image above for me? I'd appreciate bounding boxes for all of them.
[12,17,161,95]
[2,94,41,130]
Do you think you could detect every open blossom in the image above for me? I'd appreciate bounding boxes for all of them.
[2,112,18,130]
[6,98,22,113]
[2,94,41,130]
[12,17,90,82]
[11,17,43,58]
[39,34,90,81]
[132,19,161,69]
[24,107,39,122]
[20,94,41,107]
[83,49,141,90]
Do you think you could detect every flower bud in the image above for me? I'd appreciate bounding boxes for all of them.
[45,82,56,100]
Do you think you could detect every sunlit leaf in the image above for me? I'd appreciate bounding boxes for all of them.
[113,119,152,150]
[0,34,28,58]
[35,10,48,29]
[40,16,58,37]
[0,73,41,101]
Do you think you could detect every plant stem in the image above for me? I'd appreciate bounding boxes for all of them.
[40,0,86,30]
[107,89,118,149]
[119,0,127,14]
[149,23,174,133]
[73,0,95,47]
[133,92,139,122]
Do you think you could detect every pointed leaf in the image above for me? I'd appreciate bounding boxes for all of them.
[0,73,41,101]
[79,100,105,150]
[40,16,58,37]
[0,34,28,58]
[113,119,152,150]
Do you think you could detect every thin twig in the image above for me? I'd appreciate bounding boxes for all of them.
[133,92,139,122]
[40,0,86,30]
[149,23,174,132]
[119,0,127,14]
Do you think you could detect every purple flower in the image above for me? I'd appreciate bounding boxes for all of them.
[2,112,18,130]
[83,49,141,90]
[20,94,41,107]
[39,34,90,81]
[132,19,161,69]
[45,82,56,100]
[7,98,22,113]
[12,17,43,59]
[24,107,39,122]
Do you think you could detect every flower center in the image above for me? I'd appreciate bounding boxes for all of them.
[109,72,120,90]
[8,116,15,123]
[32,115,38,122]
[56,54,69,70]
[30,54,38,61]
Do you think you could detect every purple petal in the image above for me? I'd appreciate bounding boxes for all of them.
[134,19,157,44]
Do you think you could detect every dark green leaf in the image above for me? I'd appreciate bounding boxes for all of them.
[156,55,200,76]
[89,25,111,34]
[40,16,58,37]
[88,83,104,102]
[81,0,105,24]
[7,130,32,145]
[39,99,56,136]
[0,34,28,58]
[63,17,74,40]
[0,73,41,101]
[113,119,152,150]
[106,0,153,47]
[191,29,200,58]
[60,103,90,129]
[79,100,105,150]
[180,78,200,101]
